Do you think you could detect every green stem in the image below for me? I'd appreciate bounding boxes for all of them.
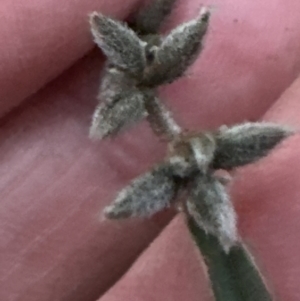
[187,218,273,301]
[143,91,182,141]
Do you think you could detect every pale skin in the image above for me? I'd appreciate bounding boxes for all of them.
[1,0,300,301]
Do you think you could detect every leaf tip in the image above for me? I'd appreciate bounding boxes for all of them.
[103,204,123,219]
[198,6,211,22]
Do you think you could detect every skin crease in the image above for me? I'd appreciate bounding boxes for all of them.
[0,0,300,301]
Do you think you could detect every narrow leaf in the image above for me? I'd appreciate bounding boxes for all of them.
[142,7,210,86]
[89,89,146,140]
[212,122,293,169]
[187,218,273,301]
[90,12,146,76]
[187,173,237,252]
[189,133,216,171]
[99,67,136,103]
[104,164,176,218]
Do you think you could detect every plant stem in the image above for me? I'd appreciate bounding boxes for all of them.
[187,218,273,301]
[144,90,274,301]
[144,92,182,141]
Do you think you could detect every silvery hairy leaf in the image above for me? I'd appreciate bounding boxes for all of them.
[212,122,293,169]
[89,89,146,140]
[189,133,216,171]
[98,67,137,103]
[142,7,210,87]
[104,164,176,219]
[90,12,146,77]
[134,0,178,34]
[187,172,237,252]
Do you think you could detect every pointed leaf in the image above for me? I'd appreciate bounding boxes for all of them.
[212,122,293,169]
[99,66,136,103]
[104,164,176,219]
[90,12,146,76]
[134,0,178,34]
[89,89,146,140]
[189,133,216,170]
[187,173,237,252]
[142,7,210,87]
